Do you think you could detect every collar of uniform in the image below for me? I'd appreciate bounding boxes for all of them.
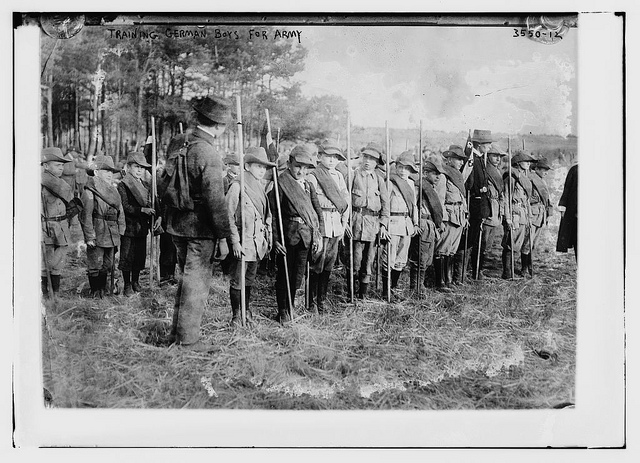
[194,125,217,144]
[358,168,375,178]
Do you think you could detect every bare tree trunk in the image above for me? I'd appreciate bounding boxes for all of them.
[46,74,54,147]
[74,83,80,150]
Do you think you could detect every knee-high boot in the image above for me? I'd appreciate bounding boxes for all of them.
[230,288,242,327]
[502,249,512,280]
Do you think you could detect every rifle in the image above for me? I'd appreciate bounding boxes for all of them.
[526,181,535,278]
[236,97,246,326]
[266,108,294,321]
[416,120,423,297]
[150,115,159,287]
[346,112,354,304]
[385,121,391,304]
[462,189,470,284]
[508,136,515,279]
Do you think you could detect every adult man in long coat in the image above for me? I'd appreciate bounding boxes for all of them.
[556,163,578,261]
[164,96,232,352]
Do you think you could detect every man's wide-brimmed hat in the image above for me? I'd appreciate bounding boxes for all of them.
[41,147,71,164]
[534,157,552,170]
[289,143,318,167]
[423,155,445,174]
[360,142,385,164]
[442,145,467,160]
[319,144,346,161]
[395,151,418,173]
[471,129,494,144]
[487,147,508,157]
[244,146,276,167]
[91,155,120,172]
[192,96,232,124]
[126,152,151,168]
[510,151,536,166]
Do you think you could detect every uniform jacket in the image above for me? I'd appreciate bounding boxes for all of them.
[350,167,390,241]
[503,169,531,229]
[307,167,350,238]
[117,173,160,238]
[80,177,126,247]
[227,176,272,262]
[438,165,468,228]
[388,176,418,237]
[164,126,231,240]
[269,170,324,249]
[529,171,552,228]
[41,171,73,246]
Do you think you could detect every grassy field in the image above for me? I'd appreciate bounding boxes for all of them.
[42,216,576,410]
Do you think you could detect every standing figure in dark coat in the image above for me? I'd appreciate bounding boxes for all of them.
[164,96,232,352]
[556,163,578,261]
[117,152,161,296]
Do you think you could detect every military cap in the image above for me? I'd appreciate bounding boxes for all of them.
[41,147,71,164]
[289,143,318,167]
[192,96,232,124]
[91,155,120,172]
[534,158,552,170]
[471,129,494,144]
[126,152,151,168]
[510,151,536,166]
[319,144,346,161]
[244,146,276,167]
[360,142,385,164]
[223,154,240,166]
[442,145,467,160]
[488,147,508,157]
[423,156,445,174]
[395,151,418,173]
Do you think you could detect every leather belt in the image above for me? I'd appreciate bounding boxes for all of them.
[390,212,409,217]
[42,215,67,222]
[445,202,462,206]
[94,213,118,221]
[353,207,379,216]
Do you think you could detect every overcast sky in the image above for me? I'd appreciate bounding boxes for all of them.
[293,26,577,136]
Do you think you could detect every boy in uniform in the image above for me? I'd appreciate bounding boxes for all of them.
[382,151,419,299]
[41,147,77,297]
[409,156,445,293]
[307,144,350,313]
[226,147,274,326]
[529,158,553,251]
[117,152,161,296]
[270,143,324,323]
[223,154,240,195]
[502,151,534,278]
[79,155,126,297]
[349,143,390,299]
[434,146,468,290]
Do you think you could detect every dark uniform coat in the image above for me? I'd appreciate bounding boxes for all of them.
[556,164,578,252]
[117,174,159,238]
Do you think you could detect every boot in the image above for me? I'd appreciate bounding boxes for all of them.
[358,281,369,299]
[445,256,455,287]
[308,272,320,314]
[525,253,533,277]
[452,251,465,285]
[276,286,292,324]
[229,288,242,327]
[51,275,60,293]
[131,270,141,292]
[41,276,50,298]
[502,249,512,280]
[519,253,531,279]
[434,257,450,292]
[88,274,102,298]
[390,269,405,301]
[245,286,254,325]
[99,271,109,296]
[409,267,418,291]
[122,271,133,297]
[317,271,331,313]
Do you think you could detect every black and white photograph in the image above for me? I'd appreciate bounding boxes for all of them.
[8,3,630,454]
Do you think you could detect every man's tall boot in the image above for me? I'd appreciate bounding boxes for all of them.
[434,257,445,291]
[122,271,133,296]
[51,275,61,293]
[229,288,242,328]
[502,249,512,280]
[452,251,465,285]
[358,281,369,299]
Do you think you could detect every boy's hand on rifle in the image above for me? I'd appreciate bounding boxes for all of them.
[86,240,96,248]
[275,241,287,255]
[379,225,390,242]
[153,217,162,231]
[232,242,244,259]
[141,207,155,216]
[343,225,352,239]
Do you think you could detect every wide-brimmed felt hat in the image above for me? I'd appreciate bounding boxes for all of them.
[423,155,445,174]
[91,155,120,172]
[289,143,318,167]
[487,147,508,157]
[319,144,346,161]
[277,155,289,170]
[395,151,418,173]
[533,157,552,170]
[192,96,232,124]
[510,151,536,166]
[471,129,494,144]
[442,145,466,160]
[223,154,240,166]
[126,152,151,168]
[41,147,71,164]
[244,146,276,167]
[360,142,385,164]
